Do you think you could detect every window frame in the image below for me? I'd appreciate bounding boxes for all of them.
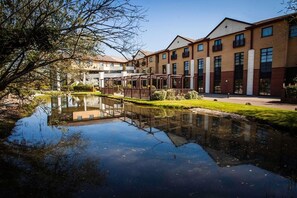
[197,44,204,51]
[289,24,297,38]
[261,26,273,38]
[162,53,167,59]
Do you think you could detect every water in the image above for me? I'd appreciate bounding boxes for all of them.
[0,96,297,197]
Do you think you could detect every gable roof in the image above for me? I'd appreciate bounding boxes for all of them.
[166,35,195,50]
[205,17,252,39]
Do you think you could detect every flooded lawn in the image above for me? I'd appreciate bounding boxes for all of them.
[0,96,297,197]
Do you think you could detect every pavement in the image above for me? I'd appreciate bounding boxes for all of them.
[202,94,297,111]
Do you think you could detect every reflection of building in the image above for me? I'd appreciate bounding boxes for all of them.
[121,107,297,181]
[48,96,123,125]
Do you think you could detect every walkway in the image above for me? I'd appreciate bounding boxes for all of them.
[202,94,297,111]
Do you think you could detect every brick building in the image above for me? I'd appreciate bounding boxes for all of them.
[128,13,297,97]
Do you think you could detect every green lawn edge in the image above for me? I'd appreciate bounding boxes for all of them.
[101,94,297,133]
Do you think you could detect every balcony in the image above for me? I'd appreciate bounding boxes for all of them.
[182,51,190,58]
[134,61,140,67]
[212,44,223,52]
[171,54,177,60]
[233,38,245,48]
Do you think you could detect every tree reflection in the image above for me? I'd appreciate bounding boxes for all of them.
[0,132,105,197]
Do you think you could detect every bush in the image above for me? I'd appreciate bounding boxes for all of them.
[73,84,94,92]
[185,90,200,100]
[151,90,167,101]
[285,85,297,98]
[175,93,185,100]
[166,89,176,100]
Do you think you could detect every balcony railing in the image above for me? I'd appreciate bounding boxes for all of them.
[233,38,245,48]
[171,54,177,60]
[134,61,140,67]
[182,51,190,58]
[212,44,223,52]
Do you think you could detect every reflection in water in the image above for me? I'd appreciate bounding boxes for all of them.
[1,96,297,197]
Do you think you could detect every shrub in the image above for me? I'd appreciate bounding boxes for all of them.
[285,85,297,98]
[185,90,200,100]
[166,89,176,100]
[151,90,167,101]
[73,84,94,92]
[175,93,185,100]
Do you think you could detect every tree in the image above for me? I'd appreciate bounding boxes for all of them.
[0,0,145,99]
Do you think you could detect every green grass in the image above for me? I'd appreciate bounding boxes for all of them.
[104,96,297,132]
[38,91,101,96]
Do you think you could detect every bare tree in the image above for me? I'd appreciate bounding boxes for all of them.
[0,0,145,98]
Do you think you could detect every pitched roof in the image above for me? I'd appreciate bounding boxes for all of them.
[205,17,252,39]
[166,35,195,50]
[92,55,127,63]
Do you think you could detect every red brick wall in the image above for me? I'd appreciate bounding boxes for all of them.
[253,69,260,96]
[221,71,234,94]
[271,67,285,96]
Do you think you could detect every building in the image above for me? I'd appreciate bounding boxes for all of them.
[128,13,297,97]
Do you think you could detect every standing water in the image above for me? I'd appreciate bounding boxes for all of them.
[0,96,296,197]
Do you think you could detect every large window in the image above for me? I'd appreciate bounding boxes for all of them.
[184,61,190,88]
[184,61,189,75]
[162,65,166,74]
[162,53,166,59]
[197,58,204,92]
[289,24,297,38]
[172,63,177,74]
[214,56,221,93]
[234,52,244,94]
[259,48,273,95]
[261,26,273,37]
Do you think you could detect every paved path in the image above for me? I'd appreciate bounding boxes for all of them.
[202,94,297,111]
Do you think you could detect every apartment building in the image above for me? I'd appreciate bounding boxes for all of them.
[70,55,134,88]
[130,13,297,97]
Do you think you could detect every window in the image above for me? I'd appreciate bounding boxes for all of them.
[183,48,190,58]
[214,39,222,46]
[289,24,297,38]
[214,56,221,93]
[213,39,222,52]
[149,57,153,62]
[197,59,204,92]
[235,33,244,41]
[162,53,167,59]
[197,44,204,51]
[162,65,166,74]
[171,51,177,60]
[184,61,189,75]
[234,52,244,94]
[183,61,190,88]
[259,48,273,95]
[261,26,273,37]
[172,63,177,74]
[260,48,273,74]
[197,59,204,77]
[233,33,245,47]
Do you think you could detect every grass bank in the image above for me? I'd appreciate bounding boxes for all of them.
[104,95,297,132]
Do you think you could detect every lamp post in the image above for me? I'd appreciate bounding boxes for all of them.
[225,79,230,98]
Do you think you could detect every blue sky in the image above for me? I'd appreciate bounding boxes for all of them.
[106,0,290,57]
